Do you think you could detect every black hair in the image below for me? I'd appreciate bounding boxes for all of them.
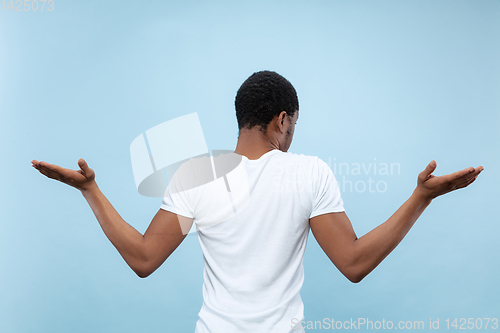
[235,70,299,133]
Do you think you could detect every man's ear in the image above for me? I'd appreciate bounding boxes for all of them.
[277,111,287,133]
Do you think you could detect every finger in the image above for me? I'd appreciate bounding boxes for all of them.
[453,167,483,187]
[443,166,475,183]
[419,160,437,181]
[460,166,483,181]
[37,161,74,179]
[36,166,60,180]
[33,160,61,171]
[455,175,478,189]
[78,158,91,177]
[37,168,50,178]
[32,160,45,169]
[38,161,63,172]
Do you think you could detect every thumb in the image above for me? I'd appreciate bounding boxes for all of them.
[420,160,437,180]
[78,158,92,176]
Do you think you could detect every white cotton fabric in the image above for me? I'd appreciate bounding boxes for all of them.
[160,149,344,333]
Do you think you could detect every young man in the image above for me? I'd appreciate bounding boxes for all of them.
[32,71,483,333]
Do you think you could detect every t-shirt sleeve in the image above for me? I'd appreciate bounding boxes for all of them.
[160,185,194,219]
[310,157,345,219]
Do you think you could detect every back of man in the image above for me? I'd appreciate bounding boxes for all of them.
[161,149,344,332]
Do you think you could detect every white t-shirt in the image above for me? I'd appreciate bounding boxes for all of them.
[160,149,344,333]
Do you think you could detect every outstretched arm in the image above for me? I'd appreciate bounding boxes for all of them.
[32,158,193,278]
[309,161,483,283]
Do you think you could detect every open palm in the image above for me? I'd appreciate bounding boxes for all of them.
[415,160,483,200]
[32,158,96,191]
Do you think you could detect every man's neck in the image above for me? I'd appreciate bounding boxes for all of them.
[234,129,279,160]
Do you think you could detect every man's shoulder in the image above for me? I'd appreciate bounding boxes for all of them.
[275,152,334,179]
[279,151,324,165]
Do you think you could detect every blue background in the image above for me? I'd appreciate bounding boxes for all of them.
[1,0,498,332]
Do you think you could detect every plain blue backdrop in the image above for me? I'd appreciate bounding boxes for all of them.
[1,0,498,332]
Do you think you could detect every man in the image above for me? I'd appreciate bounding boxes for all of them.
[32,71,483,332]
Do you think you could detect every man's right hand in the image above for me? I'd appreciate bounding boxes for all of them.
[32,157,190,278]
[32,158,96,192]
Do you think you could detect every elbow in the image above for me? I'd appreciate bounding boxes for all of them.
[135,270,151,278]
[342,266,366,284]
[346,273,364,284]
[132,261,154,278]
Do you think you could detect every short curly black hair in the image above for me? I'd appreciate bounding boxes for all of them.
[235,71,299,133]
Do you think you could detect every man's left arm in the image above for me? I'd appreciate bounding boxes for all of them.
[310,161,483,283]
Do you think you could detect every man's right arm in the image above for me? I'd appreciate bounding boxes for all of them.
[32,158,193,278]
